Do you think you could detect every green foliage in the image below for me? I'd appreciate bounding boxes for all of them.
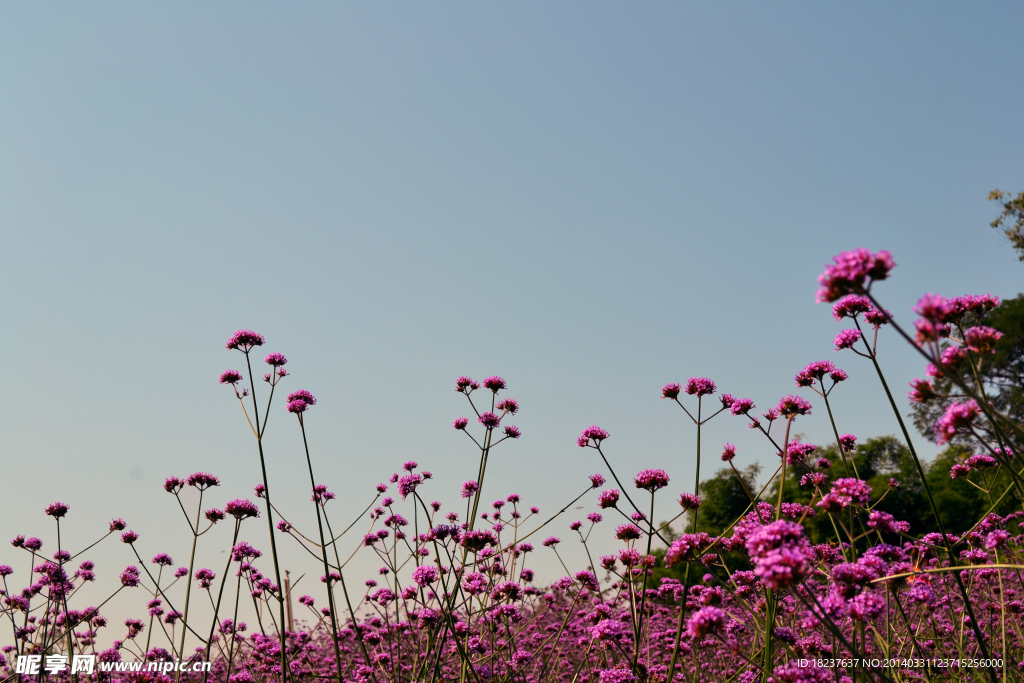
[990,189,1024,262]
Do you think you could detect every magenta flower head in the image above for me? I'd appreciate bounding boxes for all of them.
[578,425,610,448]
[678,493,701,510]
[615,524,642,541]
[152,553,173,566]
[412,565,440,586]
[838,434,857,451]
[542,536,561,547]
[965,326,1003,354]
[287,389,315,407]
[598,489,620,509]
[721,443,736,462]
[460,480,479,499]
[287,400,308,414]
[478,412,500,428]
[816,249,895,303]
[264,352,287,367]
[776,395,812,419]
[225,499,260,519]
[834,329,863,350]
[634,469,670,492]
[687,606,727,639]
[186,472,220,490]
[453,417,469,430]
[120,566,141,588]
[45,502,70,519]
[397,473,422,499]
[745,520,811,590]
[794,361,840,387]
[665,533,712,566]
[455,376,480,393]
[205,509,226,524]
[662,383,681,400]
[194,568,216,589]
[254,484,266,498]
[685,377,716,397]
[503,425,521,439]
[864,307,892,327]
[831,295,872,321]
[935,399,980,444]
[121,530,139,544]
[24,538,43,551]
[729,398,755,416]
[219,370,243,385]
[11,535,25,548]
[483,376,506,393]
[720,393,735,408]
[496,398,519,415]
[225,330,265,352]
[163,477,184,494]
[589,473,606,488]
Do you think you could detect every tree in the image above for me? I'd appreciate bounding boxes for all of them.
[990,189,1024,261]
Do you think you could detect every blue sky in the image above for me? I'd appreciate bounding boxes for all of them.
[1,2,1022,644]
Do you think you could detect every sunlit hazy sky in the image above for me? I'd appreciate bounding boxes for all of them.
[2,2,1022,641]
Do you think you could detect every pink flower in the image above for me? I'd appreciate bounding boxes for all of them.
[598,489,620,509]
[964,326,1003,354]
[685,377,716,397]
[634,469,670,492]
[678,493,701,510]
[482,376,506,392]
[219,370,243,385]
[686,606,727,638]
[908,378,936,403]
[934,400,980,444]
[578,426,610,447]
[816,249,895,303]
[721,443,737,462]
[455,376,479,393]
[776,395,812,419]
[661,383,681,399]
[477,412,500,428]
[834,329,862,350]
[225,330,265,351]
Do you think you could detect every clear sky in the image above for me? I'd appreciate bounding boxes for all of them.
[2,2,1022,646]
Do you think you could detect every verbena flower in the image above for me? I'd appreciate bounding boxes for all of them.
[834,329,862,350]
[685,377,716,397]
[776,395,812,418]
[219,370,243,385]
[687,606,727,638]
[45,502,70,518]
[225,330,265,352]
[816,249,895,303]
[721,443,737,461]
[934,399,980,444]
[225,499,260,519]
[483,376,506,392]
[678,493,701,510]
[634,468,669,492]
[578,426,610,447]
[597,489,620,509]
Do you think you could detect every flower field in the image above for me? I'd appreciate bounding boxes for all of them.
[3,248,1022,683]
